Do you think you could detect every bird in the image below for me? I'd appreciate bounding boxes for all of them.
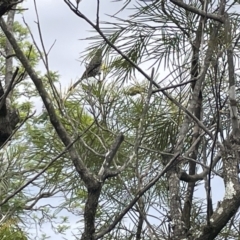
[70,48,103,91]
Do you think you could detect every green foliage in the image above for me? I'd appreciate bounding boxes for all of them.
[0,219,27,240]
[4,0,240,238]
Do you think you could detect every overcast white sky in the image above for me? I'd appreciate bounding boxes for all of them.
[20,0,130,89]
[16,1,225,239]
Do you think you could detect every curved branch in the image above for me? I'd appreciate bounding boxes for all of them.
[170,0,224,23]
[0,17,97,188]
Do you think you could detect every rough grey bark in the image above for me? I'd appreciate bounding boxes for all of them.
[81,185,102,240]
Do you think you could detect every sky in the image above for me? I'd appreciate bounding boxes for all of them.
[13,0,226,239]
[20,0,130,90]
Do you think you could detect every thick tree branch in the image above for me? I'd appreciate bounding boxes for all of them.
[182,13,204,230]
[0,17,97,188]
[98,133,124,180]
[170,0,224,23]
[195,187,240,240]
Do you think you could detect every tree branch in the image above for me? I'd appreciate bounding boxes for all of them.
[170,0,224,23]
[0,17,96,188]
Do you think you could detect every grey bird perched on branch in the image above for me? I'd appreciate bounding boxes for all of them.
[70,49,103,91]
